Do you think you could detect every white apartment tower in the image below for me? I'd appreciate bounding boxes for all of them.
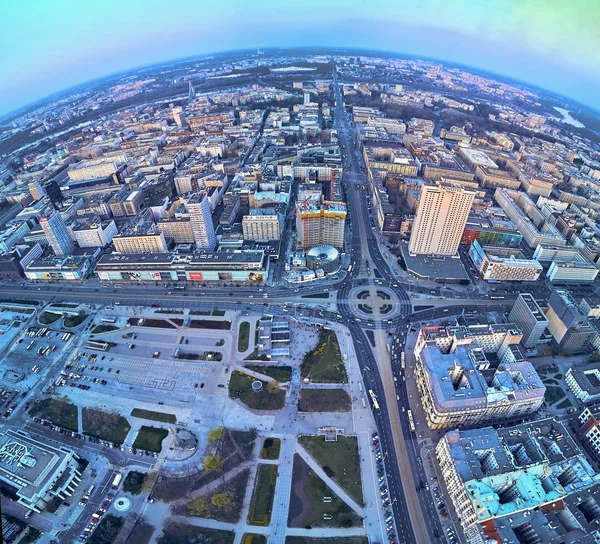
[40,212,74,256]
[409,184,475,256]
[187,193,216,250]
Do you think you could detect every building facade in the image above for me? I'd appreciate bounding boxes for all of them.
[40,212,74,256]
[508,294,548,348]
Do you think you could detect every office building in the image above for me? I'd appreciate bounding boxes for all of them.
[296,200,346,250]
[24,255,91,281]
[409,183,475,256]
[40,212,74,256]
[187,193,216,250]
[468,240,542,282]
[415,343,544,430]
[242,209,283,242]
[113,223,168,254]
[545,289,596,353]
[28,181,46,201]
[566,363,600,404]
[172,106,187,128]
[547,260,599,283]
[578,406,600,461]
[70,217,117,248]
[494,188,566,248]
[123,190,144,216]
[437,420,600,544]
[157,218,195,244]
[509,294,548,348]
[0,430,82,512]
[303,91,310,106]
[44,180,64,207]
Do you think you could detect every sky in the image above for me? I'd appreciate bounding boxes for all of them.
[1,0,599,116]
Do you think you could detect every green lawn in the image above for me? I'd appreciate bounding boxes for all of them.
[248,464,278,525]
[298,389,351,412]
[260,437,281,460]
[131,408,177,424]
[91,324,119,334]
[556,397,573,410]
[19,528,42,544]
[127,521,155,544]
[64,313,89,328]
[243,535,267,544]
[123,471,147,495]
[133,426,169,452]
[229,371,285,411]
[157,522,234,544]
[245,365,292,382]
[82,408,131,444]
[39,311,62,325]
[238,321,250,352]
[88,515,124,544]
[298,436,363,505]
[288,455,362,528]
[545,386,567,405]
[185,468,249,523]
[30,398,78,432]
[301,329,347,383]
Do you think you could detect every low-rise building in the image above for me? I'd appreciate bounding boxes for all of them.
[567,363,600,404]
[24,255,91,281]
[0,430,82,512]
[468,240,542,282]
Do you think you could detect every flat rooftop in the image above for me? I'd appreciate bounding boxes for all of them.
[400,243,469,282]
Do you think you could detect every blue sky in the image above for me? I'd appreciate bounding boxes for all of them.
[1,0,599,115]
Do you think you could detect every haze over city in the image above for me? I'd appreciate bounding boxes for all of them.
[1,0,600,115]
[3,3,600,544]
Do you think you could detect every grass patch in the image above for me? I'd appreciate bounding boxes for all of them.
[301,329,347,383]
[413,305,434,312]
[39,311,62,325]
[545,386,567,405]
[302,292,329,299]
[246,365,292,382]
[298,435,363,505]
[131,408,177,424]
[213,310,226,317]
[156,309,183,314]
[64,313,89,328]
[288,454,362,528]
[248,464,278,526]
[128,318,176,329]
[190,319,231,330]
[260,437,281,460]
[238,321,251,352]
[157,521,234,544]
[127,521,155,544]
[88,515,124,544]
[298,389,351,412]
[82,408,131,444]
[123,470,147,495]
[91,324,119,334]
[133,426,168,453]
[30,398,78,432]
[183,468,250,523]
[243,535,267,544]
[229,371,285,411]
[556,397,573,410]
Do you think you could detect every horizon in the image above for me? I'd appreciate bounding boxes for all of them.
[1,0,599,118]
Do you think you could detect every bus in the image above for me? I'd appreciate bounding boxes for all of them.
[100,317,116,324]
[368,389,380,411]
[174,285,185,291]
[400,352,405,371]
[407,409,416,432]
[112,473,122,489]
[347,265,353,273]
[490,296,505,300]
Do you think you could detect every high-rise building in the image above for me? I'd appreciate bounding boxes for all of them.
[409,183,475,255]
[296,200,346,250]
[303,91,310,106]
[28,181,47,201]
[508,293,548,348]
[44,180,64,207]
[545,289,596,353]
[242,209,283,241]
[187,193,216,250]
[188,81,196,104]
[40,212,74,256]
[172,106,187,128]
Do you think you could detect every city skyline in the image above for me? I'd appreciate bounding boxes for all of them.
[1,0,600,116]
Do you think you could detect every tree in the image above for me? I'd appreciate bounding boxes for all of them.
[208,427,225,442]
[211,493,231,508]
[187,497,210,517]
[266,380,279,394]
[203,454,223,472]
